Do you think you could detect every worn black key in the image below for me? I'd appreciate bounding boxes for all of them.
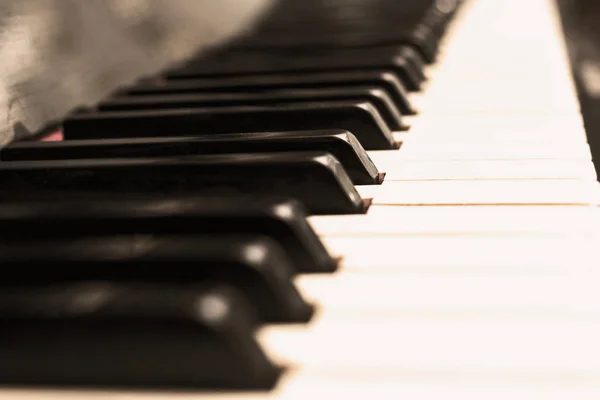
[0,152,366,215]
[0,235,313,324]
[63,101,397,151]
[123,71,415,115]
[0,196,337,274]
[3,130,386,185]
[168,46,424,91]
[101,87,405,130]
[0,282,281,389]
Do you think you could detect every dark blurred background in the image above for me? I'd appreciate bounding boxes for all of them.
[557,0,600,171]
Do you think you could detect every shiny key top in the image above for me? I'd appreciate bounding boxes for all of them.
[0,235,314,324]
[100,86,405,130]
[0,282,281,389]
[0,196,338,274]
[63,101,397,150]
[168,46,425,91]
[3,130,386,185]
[0,152,366,215]
[123,70,415,115]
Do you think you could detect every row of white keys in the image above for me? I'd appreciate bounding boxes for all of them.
[6,0,600,399]
[264,0,600,397]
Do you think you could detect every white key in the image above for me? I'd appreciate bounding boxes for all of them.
[416,81,580,114]
[369,142,592,162]
[7,373,600,400]
[399,115,588,143]
[382,159,597,180]
[358,180,600,205]
[259,316,600,371]
[310,205,600,236]
[296,272,600,313]
[326,235,599,272]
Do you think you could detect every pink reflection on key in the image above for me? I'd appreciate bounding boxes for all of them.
[39,129,63,142]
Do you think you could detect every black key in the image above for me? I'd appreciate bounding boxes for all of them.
[228,0,442,63]
[168,46,424,91]
[123,71,415,116]
[403,24,439,63]
[237,29,440,65]
[0,282,281,389]
[422,0,463,37]
[0,196,337,274]
[63,101,397,151]
[3,130,386,185]
[0,152,366,215]
[0,235,314,324]
[399,46,427,81]
[101,86,405,131]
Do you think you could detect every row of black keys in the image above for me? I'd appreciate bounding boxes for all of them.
[0,195,331,389]
[179,0,460,68]
[0,0,461,392]
[0,2,463,214]
[0,66,428,214]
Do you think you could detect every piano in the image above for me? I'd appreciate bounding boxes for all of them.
[1,0,600,398]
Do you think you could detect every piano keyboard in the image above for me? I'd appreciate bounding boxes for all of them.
[1,0,600,398]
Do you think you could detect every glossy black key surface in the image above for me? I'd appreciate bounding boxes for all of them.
[100,87,405,130]
[0,152,366,215]
[239,30,439,64]
[0,196,337,273]
[123,71,415,115]
[421,0,463,37]
[168,46,424,91]
[0,283,281,389]
[230,0,441,62]
[3,130,385,185]
[0,235,313,324]
[395,46,428,82]
[63,102,397,151]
